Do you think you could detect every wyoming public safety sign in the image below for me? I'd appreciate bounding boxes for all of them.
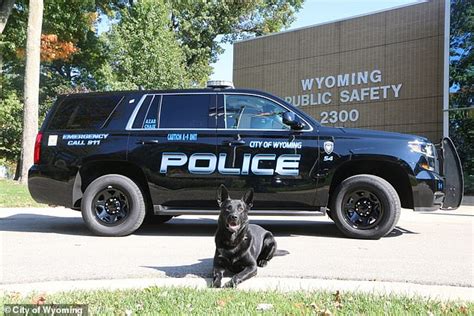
[284,69,402,106]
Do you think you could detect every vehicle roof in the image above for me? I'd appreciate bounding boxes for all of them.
[59,88,278,98]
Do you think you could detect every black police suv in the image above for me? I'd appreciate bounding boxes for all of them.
[28,81,464,239]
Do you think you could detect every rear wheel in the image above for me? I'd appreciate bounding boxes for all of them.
[330,174,401,239]
[81,174,146,236]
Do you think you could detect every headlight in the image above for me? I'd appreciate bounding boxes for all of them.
[408,140,435,158]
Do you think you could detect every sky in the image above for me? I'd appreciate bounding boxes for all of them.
[210,0,421,82]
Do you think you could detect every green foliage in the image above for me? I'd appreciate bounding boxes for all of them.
[1,0,123,165]
[0,91,22,162]
[2,0,118,92]
[0,0,302,166]
[98,1,304,87]
[450,0,473,95]
[449,0,473,195]
[170,0,303,85]
[449,111,474,194]
[98,0,188,90]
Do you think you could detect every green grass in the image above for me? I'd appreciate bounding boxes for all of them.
[1,287,472,315]
[0,179,45,208]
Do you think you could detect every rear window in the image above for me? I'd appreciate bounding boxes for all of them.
[48,95,122,130]
[159,94,212,128]
[131,95,154,129]
[131,95,161,129]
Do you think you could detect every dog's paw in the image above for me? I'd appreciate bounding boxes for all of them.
[211,278,222,288]
[257,260,268,267]
[224,278,239,288]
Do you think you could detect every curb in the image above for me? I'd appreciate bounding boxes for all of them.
[1,277,473,302]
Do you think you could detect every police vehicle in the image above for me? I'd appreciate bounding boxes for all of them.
[28,81,464,239]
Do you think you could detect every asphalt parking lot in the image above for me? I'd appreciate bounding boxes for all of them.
[1,206,472,291]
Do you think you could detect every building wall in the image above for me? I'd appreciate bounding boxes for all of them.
[233,0,445,141]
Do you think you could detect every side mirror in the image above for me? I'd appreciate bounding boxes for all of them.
[282,112,305,130]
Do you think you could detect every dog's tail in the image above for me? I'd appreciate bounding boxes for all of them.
[274,249,290,256]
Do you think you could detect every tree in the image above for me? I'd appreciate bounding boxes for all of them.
[450,0,473,106]
[19,0,43,183]
[98,0,188,90]
[0,0,15,33]
[449,0,473,195]
[0,91,22,162]
[1,0,122,175]
[0,0,16,105]
[1,0,303,175]
[170,1,303,85]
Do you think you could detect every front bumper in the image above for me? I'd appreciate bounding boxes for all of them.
[412,137,464,211]
[413,170,445,212]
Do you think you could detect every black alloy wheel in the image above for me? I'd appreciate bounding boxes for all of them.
[330,174,401,239]
[342,189,383,230]
[81,174,146,236]
[93,186,130,225]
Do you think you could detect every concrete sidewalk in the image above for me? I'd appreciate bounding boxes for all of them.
[1,206,473,301]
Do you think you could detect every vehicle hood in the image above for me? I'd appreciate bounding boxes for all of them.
[338,127,428,142]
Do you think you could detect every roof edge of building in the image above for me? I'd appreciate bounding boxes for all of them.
[235,0,429,44]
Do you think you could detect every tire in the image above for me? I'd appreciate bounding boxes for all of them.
[326,209,334,221]
[81,174,146,236]
[330,174,401,239]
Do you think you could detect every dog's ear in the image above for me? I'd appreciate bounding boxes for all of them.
[242,188,254,208]
[217,184,230,207]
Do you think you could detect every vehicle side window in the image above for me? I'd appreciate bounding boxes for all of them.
[49,95,122,130]
[143,95,160,129]
[132,95,154,128]
[159,94,213,128]
[224,95,289,130]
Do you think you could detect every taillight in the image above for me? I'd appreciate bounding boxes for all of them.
[34,132,43,164]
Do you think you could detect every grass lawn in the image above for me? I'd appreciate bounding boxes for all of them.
[0,179,45,208]
[1,287,472,315]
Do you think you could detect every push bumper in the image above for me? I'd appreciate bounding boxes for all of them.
[413,137,464,211]
[438,138,464,209]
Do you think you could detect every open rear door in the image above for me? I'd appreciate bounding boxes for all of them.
[440,137,464,209]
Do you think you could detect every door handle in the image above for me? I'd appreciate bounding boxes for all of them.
[223,139,246,146]
[136,139,159,145]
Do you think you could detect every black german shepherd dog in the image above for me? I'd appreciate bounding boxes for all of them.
[212,184,288,288]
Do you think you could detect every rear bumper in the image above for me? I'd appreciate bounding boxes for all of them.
[28,165,74,208]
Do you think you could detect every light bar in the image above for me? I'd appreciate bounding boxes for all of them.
[206,80,234,89]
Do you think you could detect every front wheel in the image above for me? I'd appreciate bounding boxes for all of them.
[81,174,146,236]
[330,175,401,239]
